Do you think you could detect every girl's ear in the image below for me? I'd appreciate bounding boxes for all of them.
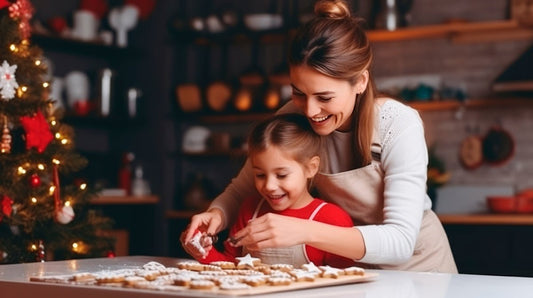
[306,156,320,178]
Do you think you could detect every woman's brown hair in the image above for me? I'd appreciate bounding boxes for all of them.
[288,0,377,167]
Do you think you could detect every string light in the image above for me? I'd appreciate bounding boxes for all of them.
[31,197,37,204]
[30,244,37,251]
[49,185,56,195]
[50,120,57,126]
[79,183,87,190]
[52,159,60,165]
[61,139,68,145]
[55,132,61,139]
[9,44,16,52]
[37,164,44,170]
[35,59,41,66]
[65,201,71,207]
[17,166,26,175]
[42,82,49,88]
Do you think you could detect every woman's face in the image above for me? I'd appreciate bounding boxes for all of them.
[289,65,360,135]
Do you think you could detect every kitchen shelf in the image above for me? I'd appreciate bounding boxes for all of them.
[179,112,274,124]
[366,19,526,42]
[90,195,159,205]
[182,149,247,157]
[31,33,140,57]
[173,20,532,46]
[409,97,533,111]
[176,98,533,123]
[165,209,197,219]
[439,213,533,225]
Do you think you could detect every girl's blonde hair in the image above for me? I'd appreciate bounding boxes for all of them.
[247,113,323,171]
[288,0,376,167]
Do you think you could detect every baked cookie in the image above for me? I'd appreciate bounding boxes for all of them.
[235,254,261,269]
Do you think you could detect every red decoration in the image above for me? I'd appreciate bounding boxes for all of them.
[47,17,68,34]
[106,250,116,258]
[0,195,13,223]
[80,0,109,19]
[125,0,156,19]
[19,111,53,153]
[29,173,41,188]
[8,0,34,40]
[0,0,10,10]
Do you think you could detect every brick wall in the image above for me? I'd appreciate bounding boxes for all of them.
[369,0,533,192]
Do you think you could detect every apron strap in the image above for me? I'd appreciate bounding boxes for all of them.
[308,202,327,220]
[252,198,266,219]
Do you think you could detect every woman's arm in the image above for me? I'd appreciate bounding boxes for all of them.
[357,103,428,264]
[232,213,366,260]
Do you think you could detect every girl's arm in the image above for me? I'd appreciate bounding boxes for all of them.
[183,160,257,242]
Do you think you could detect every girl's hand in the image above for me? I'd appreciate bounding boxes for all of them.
[230,213,308,250]
[182,208,224,244]
[180,230,214,259]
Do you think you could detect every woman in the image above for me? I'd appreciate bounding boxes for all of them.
[183,0,457,273]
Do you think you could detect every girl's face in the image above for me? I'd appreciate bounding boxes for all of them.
[290,65,364,135]
[251,146,318,211]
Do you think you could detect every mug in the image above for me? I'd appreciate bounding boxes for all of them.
[73,10,99,41]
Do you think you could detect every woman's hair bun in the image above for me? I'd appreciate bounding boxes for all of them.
[314,0,351,19]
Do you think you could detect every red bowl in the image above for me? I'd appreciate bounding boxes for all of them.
[486,196,517,213]
[517,194,533,213]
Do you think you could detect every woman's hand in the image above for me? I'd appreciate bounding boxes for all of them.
[231,213,309,250]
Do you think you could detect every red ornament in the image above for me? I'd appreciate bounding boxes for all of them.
[47,17,68,34]
[0,195,13,223]
[80,0,108,19]
[19,111,54,153]
[0,0,10,10]
[29,173,41,188]
[106,250,115,258]
[125,0,156,19]
[8,0,34,40]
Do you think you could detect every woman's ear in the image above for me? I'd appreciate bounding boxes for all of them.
[306,156,320,178]
[355,70,369,94]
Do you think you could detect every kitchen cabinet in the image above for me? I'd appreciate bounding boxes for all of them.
[440,214,533,277]
[89,195,160,256]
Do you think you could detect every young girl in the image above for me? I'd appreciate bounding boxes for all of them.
[181,113,356,268]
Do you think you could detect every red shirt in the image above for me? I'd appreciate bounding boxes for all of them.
[198,197,356,268]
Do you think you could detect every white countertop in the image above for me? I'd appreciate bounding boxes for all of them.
[0,256,532,298]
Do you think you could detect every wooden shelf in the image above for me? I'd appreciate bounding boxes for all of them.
[366,20,530,43]
[439,213,533,225]
[182,149,247,157]
[178,112,273,124]
[90,195,159,205]
[165,210,198,219]
[408,97,533,111]
[31,33,140,57]
[173,20,531,46]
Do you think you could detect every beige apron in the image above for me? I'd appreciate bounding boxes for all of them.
[244,198,327,267]
[313,130,458,273]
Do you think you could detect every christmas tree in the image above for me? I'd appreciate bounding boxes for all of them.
[0,0,114,263]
